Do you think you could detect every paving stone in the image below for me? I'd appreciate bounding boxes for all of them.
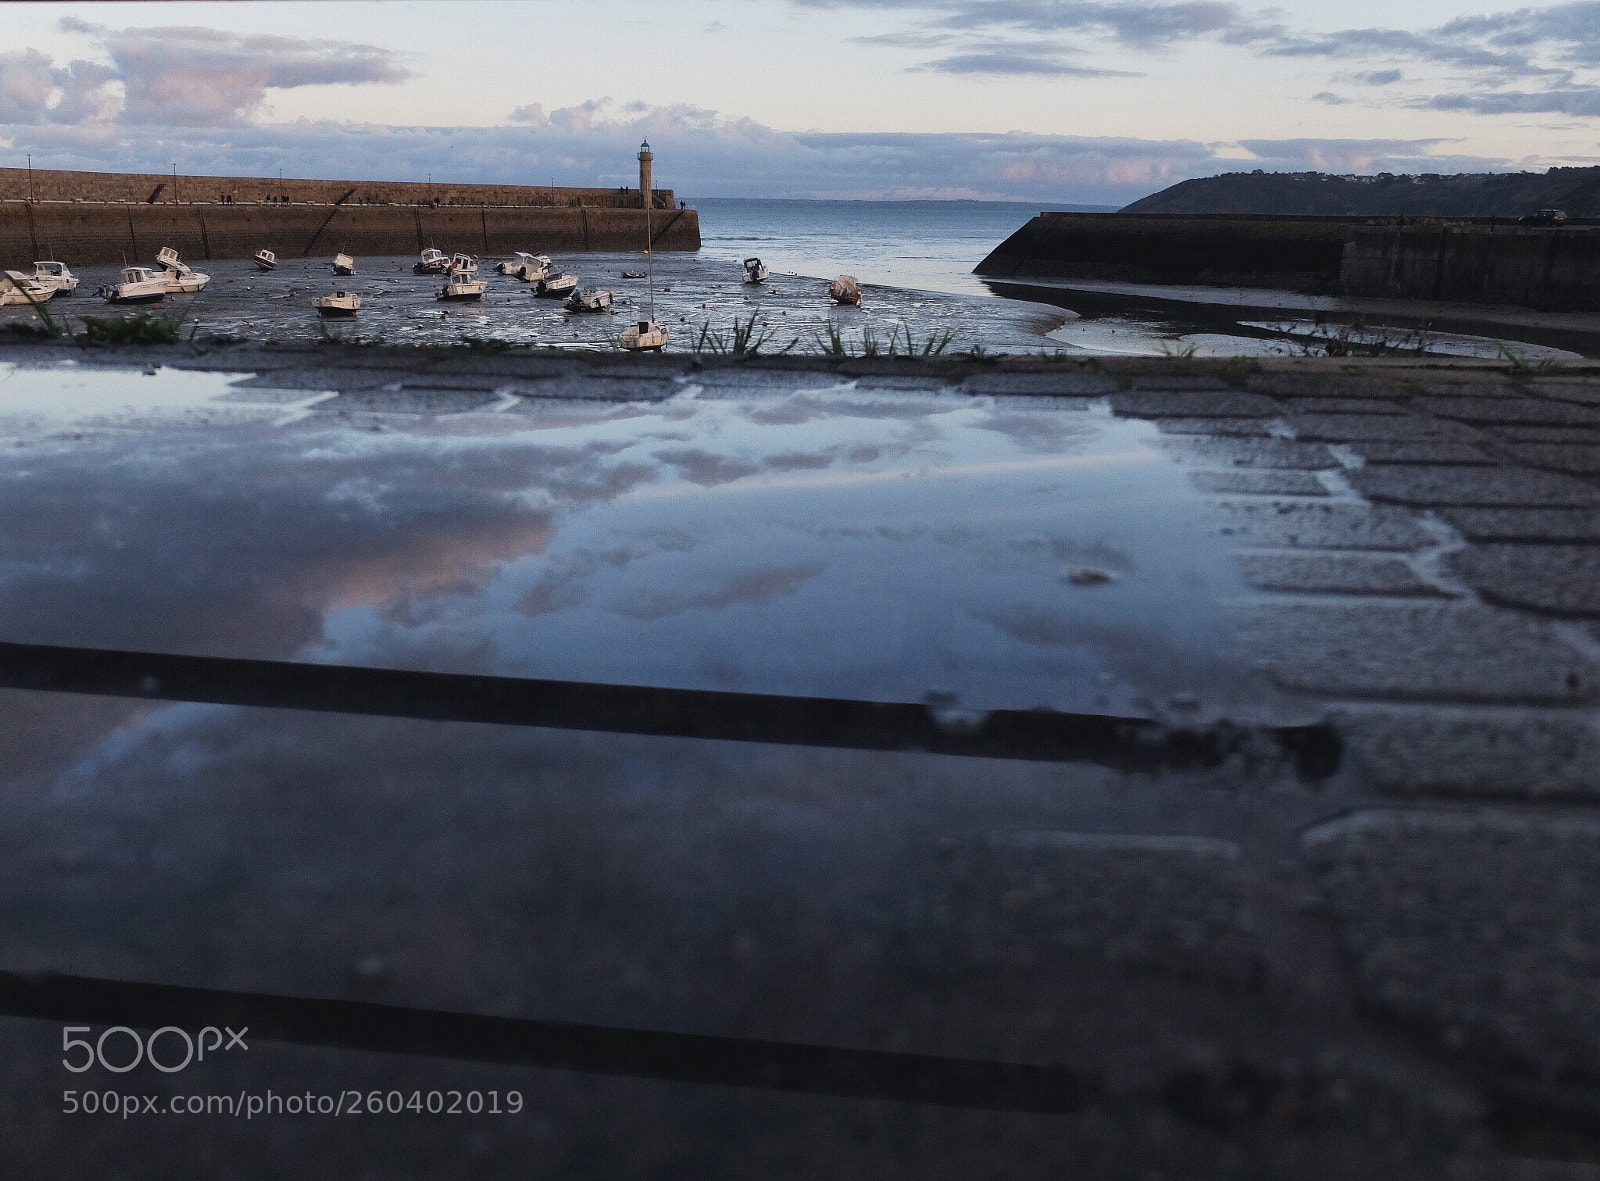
[1287,414,1485,444]
[1234,551,1447,596]
[1112,390,1283,418]
[1216,500,1433,550]
[1438,507,1600,543]
[1501,443,1600,476]
[959,372,1116,396]
[1349,465,1600,508]
[1160,435,1340,468]
[1246,373,1409,400]
[1521,377,1600,406]
[1419,397,1600,427]
[1449,544,1600,616]
[1345,440,1496,466]
[1304,809,1600,1083]
[1126,375,1236,391]
[1189,470,1330,496]
[1153,417,1278,437]
[1493,425,1600,445]
[945,831,1261,984]
[1226,601,1600,702]
[1331,705,1600,799]
[1273,397,1408,415]
[1409,377,1522,398]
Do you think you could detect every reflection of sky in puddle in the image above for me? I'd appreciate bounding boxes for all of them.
[0,364,1275,720]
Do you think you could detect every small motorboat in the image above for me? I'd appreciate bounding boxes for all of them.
[619,320,670,352]
[30,261,78,295]
[504,252,550,282]
[448,252,478,275]
[253,249,277,271]
[828,275,862,306]
[565,288,614,313]
[742,257,770,284]
[163,266,210,293]
[332,253,356,276]
[1,271,56,307]
[414,248,449,275]
[102,266,168,304]
[154,246,210,292]
[436,272,488,301]
[314,291,361,317]
[621,270,647,279]
[534,272,578,298]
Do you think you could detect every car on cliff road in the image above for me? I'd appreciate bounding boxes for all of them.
[1518,208,1568,225]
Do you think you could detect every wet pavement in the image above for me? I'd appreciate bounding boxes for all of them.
[3,342,1600,1177]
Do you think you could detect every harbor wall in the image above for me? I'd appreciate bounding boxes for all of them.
[0,167,673,209]
[0,200,701,267]
[976,212,1600,311]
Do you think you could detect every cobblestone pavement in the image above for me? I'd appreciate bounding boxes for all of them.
[2,342,1600,1178]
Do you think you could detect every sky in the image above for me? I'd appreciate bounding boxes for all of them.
[3,0,1600,205]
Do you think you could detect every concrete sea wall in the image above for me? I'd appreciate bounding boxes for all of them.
[1,201,700,267]
[977,212,1600,312]
[0,167,673,209]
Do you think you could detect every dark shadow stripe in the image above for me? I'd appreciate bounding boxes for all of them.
[0,969,1095,1113]
[0,640,1338,778]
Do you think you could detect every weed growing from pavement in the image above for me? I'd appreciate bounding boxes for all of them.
[78,313,183,347]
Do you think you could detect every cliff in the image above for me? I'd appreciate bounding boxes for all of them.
[1123,167,1600,218]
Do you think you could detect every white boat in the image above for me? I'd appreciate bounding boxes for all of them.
[504,252,551,282]
[437,272,488,301]
[414,248,448,274]
[828,275,862,306]
[164,267,210,293]
[30,261,78,295]
[102,266,168,304]
[742,257,770,284]
[314,291,361,317]
[448,253,478,275]
[1,271,56,307]
[153,247,210,292]
[332,253,356,276]
[534,272,578,298]
[619,320,669,351]
[253,249,277,271]
[565,288,614,313]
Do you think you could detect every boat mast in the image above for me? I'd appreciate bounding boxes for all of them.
[639,139,655,322]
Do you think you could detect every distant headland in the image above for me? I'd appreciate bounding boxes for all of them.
[1123,166,1600,218]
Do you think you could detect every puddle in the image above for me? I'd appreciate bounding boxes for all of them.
[0,362,1290,723]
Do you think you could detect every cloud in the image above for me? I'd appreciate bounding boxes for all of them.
[107,26,410,124]
[811,0,1600,117]
[0,49,55,123]
[1424,86,1600,117]
[2,103,1524,204]
[1,24,408,127]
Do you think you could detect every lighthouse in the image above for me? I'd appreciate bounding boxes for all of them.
[637,139,653,209]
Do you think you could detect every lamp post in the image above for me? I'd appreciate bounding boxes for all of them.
[26,154,34,204]
[172,162,180,204]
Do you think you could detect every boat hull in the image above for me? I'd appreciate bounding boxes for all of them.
[104,291,165,305]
